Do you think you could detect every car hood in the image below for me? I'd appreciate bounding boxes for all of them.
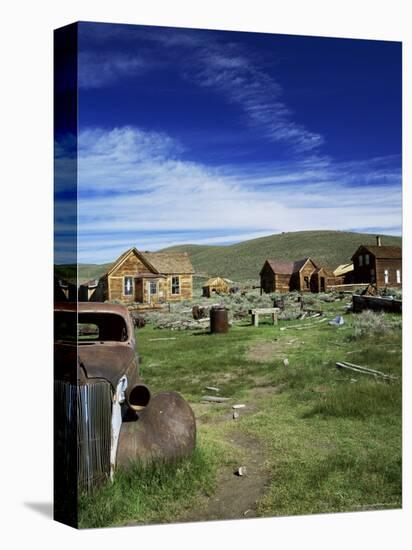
[55,342,135,388]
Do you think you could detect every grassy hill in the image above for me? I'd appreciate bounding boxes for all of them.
[161,230,402,282]
[54,263,111,283]
[57,230,401,284]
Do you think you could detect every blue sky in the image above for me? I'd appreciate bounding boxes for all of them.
[71,22,401,264]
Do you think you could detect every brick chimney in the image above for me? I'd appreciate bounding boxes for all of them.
[376,235,382,247]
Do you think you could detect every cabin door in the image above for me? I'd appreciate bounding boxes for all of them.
[320,277,325,292]
[147,280,158,304]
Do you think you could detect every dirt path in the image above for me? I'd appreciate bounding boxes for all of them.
[182,428,270,523]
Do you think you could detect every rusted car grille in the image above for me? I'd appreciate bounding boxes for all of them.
[55,379,112,492]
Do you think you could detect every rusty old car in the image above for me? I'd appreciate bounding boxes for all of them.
[54,302,196,492]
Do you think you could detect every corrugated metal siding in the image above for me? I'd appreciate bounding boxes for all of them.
[78,381,112,491]
[55,379,112,493]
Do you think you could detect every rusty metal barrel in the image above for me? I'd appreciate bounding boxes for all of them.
[210,306,229,334]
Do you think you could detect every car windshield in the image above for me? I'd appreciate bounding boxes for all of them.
[55,311,129,342]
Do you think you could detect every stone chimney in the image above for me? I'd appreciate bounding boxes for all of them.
[376,235,382,247]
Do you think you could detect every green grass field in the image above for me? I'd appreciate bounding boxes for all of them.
[79,298,402,527]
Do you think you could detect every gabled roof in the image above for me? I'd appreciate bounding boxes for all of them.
[263,257,317,275]
[313,266,332,275]
[333,263,354,277]
[106,247,157,277]
[293,257,318,272]
[105,247,194,277]
[264,260,295,275]
[351,245,402,260]
[203,276,230,288]
[141,252,194,274]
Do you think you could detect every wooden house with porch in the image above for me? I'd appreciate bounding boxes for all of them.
[260,257,340,294]
[351,236,402,289]
[90,247,194,304]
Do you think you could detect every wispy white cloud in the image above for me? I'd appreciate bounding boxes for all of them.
[188,49,324,152]
[79,28,324,151]
[78,52,145,89]
[77,126,401,263]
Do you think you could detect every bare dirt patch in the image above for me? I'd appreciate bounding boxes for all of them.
[182,430,270,523]
[245,340,283,363]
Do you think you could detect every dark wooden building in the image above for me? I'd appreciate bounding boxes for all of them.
[260,257,342,294]
[351,237,402,289]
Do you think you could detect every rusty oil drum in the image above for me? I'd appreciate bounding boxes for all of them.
[210,306,229,334]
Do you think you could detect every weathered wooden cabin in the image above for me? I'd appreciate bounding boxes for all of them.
[202,277,231,297]
[90,247,194,304]
[351,236,402,289]
[260,257,342,294]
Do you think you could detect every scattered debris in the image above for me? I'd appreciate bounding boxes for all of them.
[155,318,210,331]
[192,305,210,320]
[132,315,147,329]
[205,386,220,392]
[336,361,398,381]
[353,294,402,314]
[280,317,329,331]
[283,358,289,367]
[362,284,379,296]
[244,509,251,516]
[148,337,177,341]
[235,466,247,476]
[232,404,246,409]
[350,378,357,383]
[329,316,345,326]
[233,411,240,420]
[201,395,231,403]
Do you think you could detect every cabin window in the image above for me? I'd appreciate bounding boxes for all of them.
[124,276,133,296]
[370,269,376,283]
[384,270,389,284]
[149,281,157,294]
[396,270,401,284]
[365,254,370,265]
[359,255,363,266]
[171,276,180,295]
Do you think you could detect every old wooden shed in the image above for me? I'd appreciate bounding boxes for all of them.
[202,277,231,297]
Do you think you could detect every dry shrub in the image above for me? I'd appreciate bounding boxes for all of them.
[352,310,391,339]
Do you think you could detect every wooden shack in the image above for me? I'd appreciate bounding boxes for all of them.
[260,257,327,294]
[351,236,402,289]
[202,277,231,297]
[91,247,194,304]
